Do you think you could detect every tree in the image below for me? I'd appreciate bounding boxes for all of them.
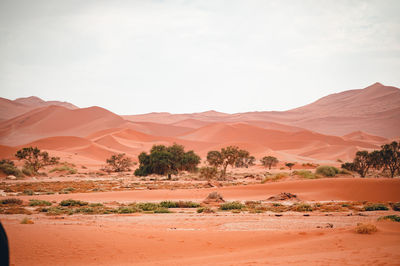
[220,146,241,177]
[285,162,295,170]
[206,150,223,168]
[134,144,201,178]
[106,153,133,172]
[261,156,279,169]
[380,141,400,177]
[353,151,373,177]
[15,147,59,173]
[235,150,255,168]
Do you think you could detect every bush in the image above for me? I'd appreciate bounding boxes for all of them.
[197,207,214,213]
[220,201,244,210]
[316,166,339,177]
[29,199,52,206]
[23,189,34,195]
[199,166,218,180]
[22,166,35,176]
[0,159,23,177]
[154,207,171,213]
[59,199,88,207]
[160,201,200,208]
[105,153,133,172]
[0,198,23,205]
[293,170,317,179]
[364,204,389,211]
[136,202,159,211]
[378,215,400,222]
[291,203,313,212]
[116,206,139,214]
[261,172,288,183]
[391,202,400,211]
[50,165,77,174]
[355,223,377,234]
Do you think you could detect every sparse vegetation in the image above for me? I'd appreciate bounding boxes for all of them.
[364,203,389,211]
[0,198,23,205]
[15,147,59,173]
[199,166,218,180]
[378,215,400,222]
[29,199,52,206]
[105,153,133,172]
[220,201,244,210]
[20,217,34,224]
[391,202,400,211]
[355,223,377,234]
[262,172,288,183]
[206,146,252,177]
[197,207,214,213]
[316,166,339,177]
[261,156,279,169]
[291,203,313,212]
[293,170,317,179]
[50,164,77,174]
[285,162,295,170]
[0,159,23,177]
[59,199,89,207]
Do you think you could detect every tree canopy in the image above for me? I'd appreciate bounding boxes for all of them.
[15,147,59,173]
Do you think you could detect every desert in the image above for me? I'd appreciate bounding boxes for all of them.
[1,1,400,265]
[0,82,400,265]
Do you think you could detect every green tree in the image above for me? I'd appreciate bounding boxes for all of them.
[353,151,373,177]
[106,153,133,172]
[261,156,279,169]
[199,166,218,180]
[285,162,295,170]
[181,150,201,172]
[206,150,224,168]
[15,147,59,173]
[380,141,400,177]
[235,150,255,168]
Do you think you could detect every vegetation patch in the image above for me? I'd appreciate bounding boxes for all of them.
[290,203,313,212]
[59,199,89,207]
[293,170,318,179]
[0,198,23,205]
[197,207,214,213]
[378,215,400,222]
[391,202,400,211]
[364,204,389,211]
[29,199,52,206]
[0,159,23,177]
[355,223,377,234]
[262,172,288,183]
[220,201,244,210]
[50,164,77,175]
[315,166,339,177]
[20,217,34,224]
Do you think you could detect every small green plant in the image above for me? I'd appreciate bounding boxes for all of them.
[50,164,77,174]
[29,199,52,206]
[59,199,89,207]
[220,201,244,210]
[89,203,104,207]
[364,204,389,211]
[0,198,23,205]
[116,206,139,214]
[160,201,200,208]
[23,189,34,195]
[316,166,339,177]
[355,223,377,234]
[261,172,288,183]
[378,215,400,222]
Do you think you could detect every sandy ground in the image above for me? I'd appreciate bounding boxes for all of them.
[1,177,400,265]
[2,212,400,265]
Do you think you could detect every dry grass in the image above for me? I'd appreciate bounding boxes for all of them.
[355,223,378,234]
[20,217,34,224]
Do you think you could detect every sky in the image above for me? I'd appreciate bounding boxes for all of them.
[0,0,399,115]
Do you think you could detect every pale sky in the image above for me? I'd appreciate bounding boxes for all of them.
[0,0,399,114]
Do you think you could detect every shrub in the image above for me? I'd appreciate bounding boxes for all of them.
[50,165,77,175]
[20,217,34,224]
[378,215,400,222]
[291,203,313,212]
[391,202,400,211]
[364,204,389,211]
[355,223,377,234]
[220,201,244,210]
[22,166,35,176]
[0,198,22,205]
[23,189,34,195]
[293,170,317,179]
[199,166,218,180]
[261,172,288,183]
[89,203,104,207]
[339,169,352,175]
[154,207,171,213]
[160,201,200,208]
[197,207,214,213]
[105,153,133,172]
[0,159,23,177]
[137,202,159,211]
[160,201,177,208]
[59,199,89,207]
[29,199,52,206]
[116,206,139,214]
[15,147,59,173]
[316,166,339,177]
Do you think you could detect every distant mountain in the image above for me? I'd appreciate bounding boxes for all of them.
[0,96,78,121]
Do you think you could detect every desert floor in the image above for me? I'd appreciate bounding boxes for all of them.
[1,175,400,265]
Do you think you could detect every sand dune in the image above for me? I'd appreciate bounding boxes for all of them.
[0,105,127,146]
